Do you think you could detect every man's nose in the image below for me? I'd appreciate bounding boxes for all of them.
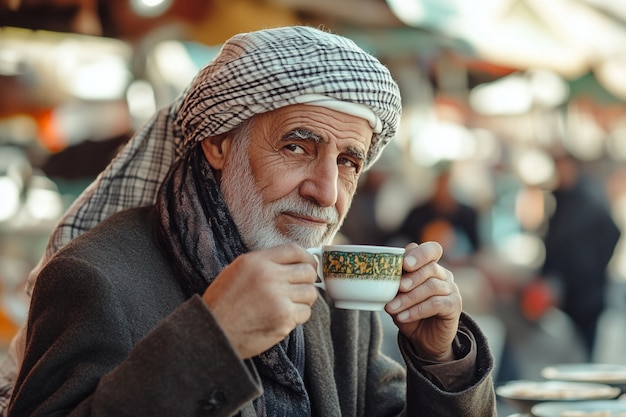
[300,157,339,208]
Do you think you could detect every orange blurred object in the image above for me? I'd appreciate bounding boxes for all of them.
[0,306,19,348]
[521,278,556,321]
[36,108,68,153]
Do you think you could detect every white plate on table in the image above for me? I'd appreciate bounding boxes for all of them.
[496,380,620,413]
[542,364,626,390]
[532,399,626,416]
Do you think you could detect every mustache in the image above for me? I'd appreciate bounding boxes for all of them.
[268,196,339,225]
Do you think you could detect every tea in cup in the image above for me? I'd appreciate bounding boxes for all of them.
[306,244,405,311]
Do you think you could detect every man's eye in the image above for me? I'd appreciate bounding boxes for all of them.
[338,157,361,172]
[284,143,306,154]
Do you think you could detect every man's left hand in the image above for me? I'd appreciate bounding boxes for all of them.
[385,241,461,362]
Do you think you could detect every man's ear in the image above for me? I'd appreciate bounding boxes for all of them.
[201,134,233,170]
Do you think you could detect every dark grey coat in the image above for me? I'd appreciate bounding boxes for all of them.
[8,206,495,417]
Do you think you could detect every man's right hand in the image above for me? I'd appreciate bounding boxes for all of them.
[201,244,319,359]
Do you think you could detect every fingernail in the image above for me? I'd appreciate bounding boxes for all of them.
[400,278,412,289]
[398,311,409,321]
[388,299,401,310]
[405,255,416,268]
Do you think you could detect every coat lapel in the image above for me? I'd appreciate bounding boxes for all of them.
[302,296,342,416]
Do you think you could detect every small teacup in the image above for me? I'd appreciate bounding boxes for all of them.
[307,244,405,311]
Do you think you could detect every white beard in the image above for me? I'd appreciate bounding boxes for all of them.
[220,128,343,251]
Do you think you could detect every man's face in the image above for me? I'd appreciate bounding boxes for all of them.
[220,104,373,250]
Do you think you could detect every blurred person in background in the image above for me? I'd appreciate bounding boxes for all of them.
[394,161,482,265]
[1,26,496,416]
[540,150,621,361]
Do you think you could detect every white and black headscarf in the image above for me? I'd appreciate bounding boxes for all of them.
[0,25,402,416]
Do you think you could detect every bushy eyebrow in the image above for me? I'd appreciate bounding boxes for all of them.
[281,128,367,163]
[282,128,322,143]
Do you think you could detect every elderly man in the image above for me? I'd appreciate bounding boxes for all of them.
[4,26,495,416]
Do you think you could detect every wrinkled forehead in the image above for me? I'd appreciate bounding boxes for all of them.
[252,102,374,143]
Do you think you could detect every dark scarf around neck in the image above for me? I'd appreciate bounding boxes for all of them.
[155,145,310,417]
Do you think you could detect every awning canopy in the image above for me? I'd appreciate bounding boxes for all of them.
[385,0,626,100]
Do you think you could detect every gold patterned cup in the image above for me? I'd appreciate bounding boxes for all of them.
[307,244,405,311]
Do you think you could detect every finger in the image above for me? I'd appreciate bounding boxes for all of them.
[403,241,443,272]
[283,262,318,284]
[395,291,462,323]
[265,243,318,268]
[393,275,455,309]
[272,286,316,327]
[255,245,318,284]
[289,282,319,305]
[386,269,459,316]
[292,302,314,325]
[399,262,453,293]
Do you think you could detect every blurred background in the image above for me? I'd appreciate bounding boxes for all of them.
[1,0,626,414]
